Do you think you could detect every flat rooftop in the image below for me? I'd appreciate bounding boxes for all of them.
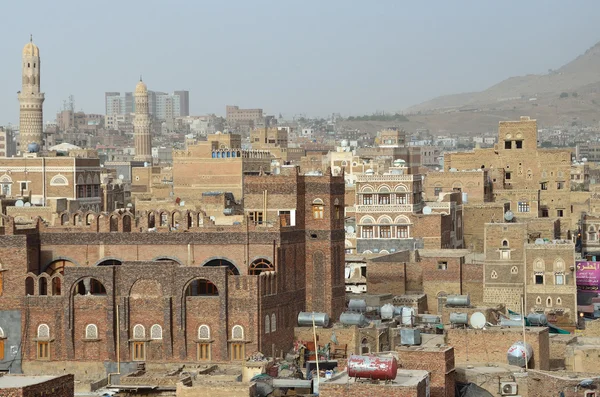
[0,375,58,388]
[447,325,548,335]
[323,369,428,387]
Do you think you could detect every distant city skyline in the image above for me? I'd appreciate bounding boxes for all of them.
[0,0,599,125]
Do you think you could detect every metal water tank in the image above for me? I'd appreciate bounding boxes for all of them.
[400,328,422,345]
[446,295,471,307]
[380,303,395,320]
[297,312,329,327]
[393,306,405,316]
[348,299,367,313]
[347,355,398,380]
[507,341,533,367]
[527,313,548,326]
[449,313,469,325]
[499,317,524,327]
[401,307,414,325]
[340,312,369,327]
[420,314,441,324]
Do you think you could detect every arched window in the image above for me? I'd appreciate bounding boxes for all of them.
[536,296,542,305]
[0,326,5,338]
[198,325,210,340]
[502,240,509,247]
[50,175,68,186]
[557,297,562,305]
[510,266,518,274]
[39,277,48,296]
[271,314,276,333]
[25,277,34,295]
[37,324,50,339]
[133,324,145,339]
[232,325,244,340]
[361,337,370,354]
[185,279,219,296]
[491,270,498,279]
[312,198,324,219]
[85,324,98,340]
[546,297,552,307]
[249,258,274,276]
[264,315,270,334]
[203,259,240,275]
[150,324,162,340]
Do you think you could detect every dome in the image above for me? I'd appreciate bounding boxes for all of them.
[23,36,39,57]
[135,79,147,94]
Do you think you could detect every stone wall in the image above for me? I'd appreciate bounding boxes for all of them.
[0,375,74,397]
[396,347,455,397]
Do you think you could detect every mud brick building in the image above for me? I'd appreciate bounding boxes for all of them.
[445,116,573,237]
[0,170,345,384]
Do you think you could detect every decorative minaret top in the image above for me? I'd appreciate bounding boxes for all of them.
[18,35,45,154]
[133,77,152,162]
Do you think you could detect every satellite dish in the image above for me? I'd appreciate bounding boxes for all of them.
[347,226,355,233]
[470,312,486,329]
[24,202,31,207]
[534,238,545,245]
[504,211,514,222]
[423,206,432,215]
[15,200,24,207]
[119,174,124,180]
[144,162,149,167]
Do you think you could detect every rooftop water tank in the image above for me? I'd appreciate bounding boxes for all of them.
[347,355,398,381]
[446,295,470,307]
[380,303,395,320]
[401,307,414,326]
[297,312,329,327]
[507,341,533,367]
[450,313,469,325]
[348,299,367,313]
[340,312,369,327]
[527,313,548,326]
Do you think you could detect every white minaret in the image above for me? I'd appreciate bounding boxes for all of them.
[133,78,152,162]
[18,35,45,154]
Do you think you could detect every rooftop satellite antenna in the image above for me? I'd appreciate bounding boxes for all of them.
[422,206,432,215]
[15,200,24,207]
[504,211,514,222]
[470,312,486,329]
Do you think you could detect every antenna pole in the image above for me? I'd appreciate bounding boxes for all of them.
[521,295,528,372]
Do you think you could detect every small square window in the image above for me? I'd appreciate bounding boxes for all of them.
[557,209,564,217]
[437,261,448,270]
[505,172,512,180]
[504,141,511,149]
[515,141,523,149]
[540,182,547,190]
[557,182,564,190]
[555,274,564,285]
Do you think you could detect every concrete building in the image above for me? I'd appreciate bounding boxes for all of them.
[133,79,152,163]
[18,36,45,153]
[0,127,17,158]
[174,90,190,116]
[105,90,189,120]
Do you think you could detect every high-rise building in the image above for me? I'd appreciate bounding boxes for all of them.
[18,36,45,153]
[105,90,188,120]
[133,79,152,162]
[174,90,189,116]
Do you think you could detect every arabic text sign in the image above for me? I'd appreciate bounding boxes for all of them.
[576,261,600,288]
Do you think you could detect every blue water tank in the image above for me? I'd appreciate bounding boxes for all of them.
[27,142,40,153]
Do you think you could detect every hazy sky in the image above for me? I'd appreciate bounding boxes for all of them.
[1,0,599,125]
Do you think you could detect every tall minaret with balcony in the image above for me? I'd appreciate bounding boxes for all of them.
[18,35,45,154]
[133,78,153,162]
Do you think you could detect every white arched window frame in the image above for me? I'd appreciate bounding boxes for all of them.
[50,174,69,186]
[37,324,50,339]
[198,325,210,340]
[265,315,270,334]
[271,313,276,333]
[232,325,244,340]
[0,326,4,338]
[85,324,98,340]
[133,324,145,339]
[150,324,163,340]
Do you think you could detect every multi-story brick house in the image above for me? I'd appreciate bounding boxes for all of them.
[355,161,463,254]
[445,117,572,236]
[483,222,577,326]
[0,169,345,385]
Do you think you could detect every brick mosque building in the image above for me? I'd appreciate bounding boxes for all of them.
[0,169,345,379]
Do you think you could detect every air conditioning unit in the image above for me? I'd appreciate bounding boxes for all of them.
[500,382,518,396]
